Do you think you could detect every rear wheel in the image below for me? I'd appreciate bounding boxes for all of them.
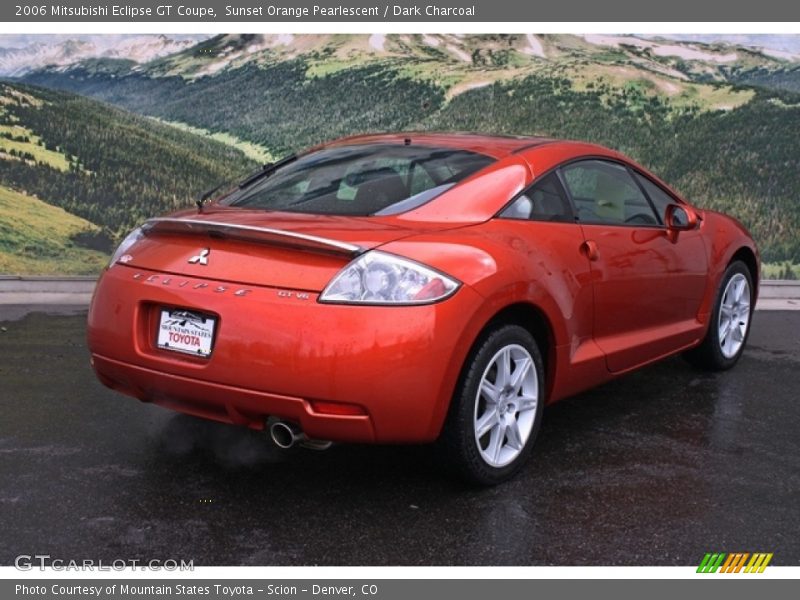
[684,260,754,371]
[439,324,545,485]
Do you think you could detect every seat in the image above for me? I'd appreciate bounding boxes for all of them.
[351,168,408,214]
[594,173,626,223]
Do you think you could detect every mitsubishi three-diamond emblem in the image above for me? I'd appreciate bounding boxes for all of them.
[188,248,210,265]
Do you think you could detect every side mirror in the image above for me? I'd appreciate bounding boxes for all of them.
[665,204,698,232]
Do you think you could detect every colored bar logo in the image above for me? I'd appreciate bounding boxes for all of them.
[697,552,773,573]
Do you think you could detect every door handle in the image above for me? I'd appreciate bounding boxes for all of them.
[581,240,600,261]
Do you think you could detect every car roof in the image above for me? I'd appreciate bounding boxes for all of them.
[316,132,558,159]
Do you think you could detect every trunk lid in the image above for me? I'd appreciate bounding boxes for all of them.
[121,209,429,292]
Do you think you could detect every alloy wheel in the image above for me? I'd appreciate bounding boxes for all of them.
[718,273,751,359]
[473,344,539,468]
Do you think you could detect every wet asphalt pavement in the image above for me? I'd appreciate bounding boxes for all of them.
[0,307,798,566]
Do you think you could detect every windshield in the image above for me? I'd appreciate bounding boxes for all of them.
[220,144,494,216]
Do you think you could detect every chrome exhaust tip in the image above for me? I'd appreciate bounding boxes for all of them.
[270,421,303,449]
[268,418,332,451]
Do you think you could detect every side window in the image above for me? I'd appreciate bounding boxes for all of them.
[500,172,573,222]
[634,172,677,225]
[561,160,659,226]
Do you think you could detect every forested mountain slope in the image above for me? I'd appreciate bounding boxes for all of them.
[14,34,800,262]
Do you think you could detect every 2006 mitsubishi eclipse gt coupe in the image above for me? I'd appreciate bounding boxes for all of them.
[87,132,759,484]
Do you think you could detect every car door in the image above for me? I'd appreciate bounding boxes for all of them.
[497,172,599,394]
[559,159,709,373]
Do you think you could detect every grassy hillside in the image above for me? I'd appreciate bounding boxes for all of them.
[0,185,108,274]
[25,61,446,156]
[0,122,72,171]
[0,82,257,240]
[152,119,275,164]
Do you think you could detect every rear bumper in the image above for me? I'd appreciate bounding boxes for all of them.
[87,264,486,443]
[91,353,375,442]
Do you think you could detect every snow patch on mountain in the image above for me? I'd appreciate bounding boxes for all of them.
[0,35,200,76]
[582,35,738,63]
[522,35,546,58]
[446,44,472,62]
[760,48,800,61]
[369,34,386,52]
[422,34,441,48]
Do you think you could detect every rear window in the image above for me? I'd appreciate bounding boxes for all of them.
[220,144,494,216]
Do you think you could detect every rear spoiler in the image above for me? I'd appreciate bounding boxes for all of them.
[142,218,364,258]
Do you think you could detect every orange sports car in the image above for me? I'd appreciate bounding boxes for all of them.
[87,133,759,484]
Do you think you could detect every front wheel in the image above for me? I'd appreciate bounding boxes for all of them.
[684,260,754,371]
[438,324,545,485]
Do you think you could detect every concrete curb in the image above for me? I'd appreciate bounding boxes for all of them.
[0,276,97,292]
[758,298,800,310]
[0,292,95,305]
[0,277,96,306]
[760,280,800,299]
[1,277,799,309]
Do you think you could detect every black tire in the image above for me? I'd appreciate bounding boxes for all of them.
[683,260,754,371]
[438,324,545,485]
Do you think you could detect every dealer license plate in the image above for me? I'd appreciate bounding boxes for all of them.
[157,309,216,357]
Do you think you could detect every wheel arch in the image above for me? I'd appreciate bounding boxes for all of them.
[431,300,558,464]
[481,303,557,387]
[730,246,760,300]
[439,300,559,429]
[683,246,757,371]
[695,210,760,323]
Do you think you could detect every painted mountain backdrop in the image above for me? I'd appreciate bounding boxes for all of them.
[1,34,799,275]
